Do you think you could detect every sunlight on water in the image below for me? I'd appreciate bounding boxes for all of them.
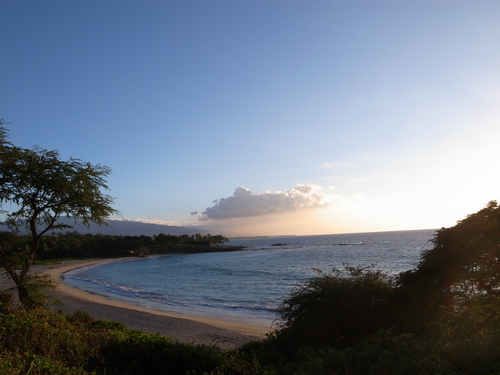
[63,229,435,327]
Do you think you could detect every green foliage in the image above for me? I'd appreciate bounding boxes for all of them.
[0,306,105,374]
[329,309,500,375]
[2,186,500,373]
[244,201,500,374]
[0,299,226,375]
[96,330,223,375]
[239,318,500,375]
[0,121,119,308]
[65,310,95,326]
[274,264,394,352]
[210,349,273,375]
[0,230,237,262]
[0,146,118,234]
[0,289,15,314]
[0,353,90,375]
[132,245,150,257]
[395,200,500,332]
[17,272,60,310]
[210,234,229,247]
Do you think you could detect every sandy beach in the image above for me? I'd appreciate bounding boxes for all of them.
[1,258,272,350]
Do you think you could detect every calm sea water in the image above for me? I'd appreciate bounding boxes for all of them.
[63,229,435,327]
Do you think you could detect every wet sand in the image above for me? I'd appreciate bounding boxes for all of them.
[1,258,272,350]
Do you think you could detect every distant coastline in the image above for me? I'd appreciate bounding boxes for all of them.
[229,234,296,240]
[0,217,211,237]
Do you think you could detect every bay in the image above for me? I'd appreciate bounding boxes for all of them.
[63,229,436,327]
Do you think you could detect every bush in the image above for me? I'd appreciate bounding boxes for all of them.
[0,303,226,375]
[0,289,15,314]
[273,264,394,353]
[95,329,223,375]
[0,307,105,374]
[3,202,500,374]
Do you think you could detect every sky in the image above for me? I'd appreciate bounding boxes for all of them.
[1,1,500,237]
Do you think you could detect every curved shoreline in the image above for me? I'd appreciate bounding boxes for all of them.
[3,258,272,349]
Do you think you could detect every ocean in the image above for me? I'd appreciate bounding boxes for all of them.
[62,229,436,327]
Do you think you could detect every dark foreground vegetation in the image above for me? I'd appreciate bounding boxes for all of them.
[1,201,500,374]
[2,120,500,373]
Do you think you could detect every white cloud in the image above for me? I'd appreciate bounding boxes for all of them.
[196,184,333,220]
[321,161,352,169]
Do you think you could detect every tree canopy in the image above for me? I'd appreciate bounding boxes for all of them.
[394,200,500,331]
[271,201,500,355]
[0,120,119,307]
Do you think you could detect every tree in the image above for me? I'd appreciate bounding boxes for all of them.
[0,120,119,307]
[210,234,228,247]
[395,200,500,332]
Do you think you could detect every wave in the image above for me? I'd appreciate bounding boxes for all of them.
[62,230,435,325]
[63,258,136,278]
[65,276,163,298]
[66,275,276,317]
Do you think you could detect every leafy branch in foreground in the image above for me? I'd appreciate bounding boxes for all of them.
[0,120,119,307]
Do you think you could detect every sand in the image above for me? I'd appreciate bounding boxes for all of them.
[0,258,273,350]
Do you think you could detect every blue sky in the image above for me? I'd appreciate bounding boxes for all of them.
[2,1,500,236]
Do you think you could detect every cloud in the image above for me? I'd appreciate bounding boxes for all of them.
[197,184,333,220]
[321,161,352,169]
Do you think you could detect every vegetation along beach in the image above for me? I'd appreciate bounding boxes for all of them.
[1,118,500,373]
[3,203,500,373]
[1,259,268,350]
[2,1,500,373]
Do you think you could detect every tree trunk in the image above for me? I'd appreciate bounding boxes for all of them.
[0,245,36,308]
[17,284,30,307]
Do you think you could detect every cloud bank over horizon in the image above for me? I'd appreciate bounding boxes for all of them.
[194,184,333,221]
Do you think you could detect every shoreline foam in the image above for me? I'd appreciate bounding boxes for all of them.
[2,258,271,349]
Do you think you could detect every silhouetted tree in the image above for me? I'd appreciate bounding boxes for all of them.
[395,200,500,332]
[0,120,118,307]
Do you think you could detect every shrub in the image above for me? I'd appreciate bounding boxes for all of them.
[0,289,15,314]
[0,304,226,375]
[274,264,394,353]
[94,329,223,375]
[0,307,103,374]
